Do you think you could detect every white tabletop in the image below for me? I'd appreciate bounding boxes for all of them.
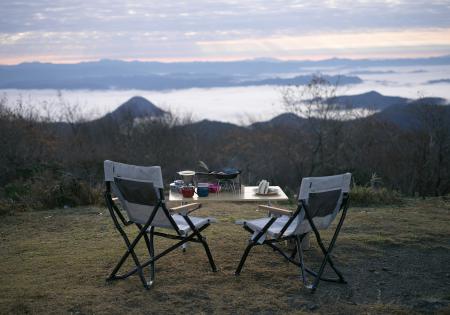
[169,186,289,203]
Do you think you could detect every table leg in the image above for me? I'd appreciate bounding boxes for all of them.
[288,233,310,253]
[181,201,188,252]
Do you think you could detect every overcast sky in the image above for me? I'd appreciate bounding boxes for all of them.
[1,0,450,64]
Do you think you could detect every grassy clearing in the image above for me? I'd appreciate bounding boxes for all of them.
[0,198,449,314]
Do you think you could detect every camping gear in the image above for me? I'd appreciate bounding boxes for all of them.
[104,160,217,289]
[234,173,352,292]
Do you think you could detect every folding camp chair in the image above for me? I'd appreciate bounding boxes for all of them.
[235,173,351,292]
[103,160,217,289]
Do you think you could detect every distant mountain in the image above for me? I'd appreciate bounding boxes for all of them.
[95,96,167,124]
[181,119,244,142]
[251,113,307,129]
[328,91,409,110]
[372,102,450,129]
[2,55,450,77]
[46,94,450,140]
[1,55,450,90]
[110,96,166,118]
[347,70,396,75]
[91,93,448,131]
[426,78,450,84]
[244,74,361,86]
[0,71,361,90]
[323,91,448,111]
[250,92,449,129]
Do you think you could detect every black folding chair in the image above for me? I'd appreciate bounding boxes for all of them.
[103,160,217,289]
[235,173,351,292]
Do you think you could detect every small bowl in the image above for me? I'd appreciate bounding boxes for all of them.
[170,183,179,192]
[174,179,185,186]
[208,183,221,193]
[180,186,195,198]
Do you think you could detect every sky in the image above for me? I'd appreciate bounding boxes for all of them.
[1,0,450,64]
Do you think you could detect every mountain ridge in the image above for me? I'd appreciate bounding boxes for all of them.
[90,92,449,131]
[0,73,361,90]
[2,55,450,90]
[4,54,450,68]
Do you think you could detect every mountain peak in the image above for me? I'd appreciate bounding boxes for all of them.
[98,96,166,124]
[364,90,382,96]
[328,91,409,110]
[251,112,306,129]
[114,96,165,116]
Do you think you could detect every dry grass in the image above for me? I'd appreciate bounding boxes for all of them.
[0,198,449,314]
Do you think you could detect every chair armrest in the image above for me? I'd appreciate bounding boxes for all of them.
[170,203,202,215]
[258,205,293,218]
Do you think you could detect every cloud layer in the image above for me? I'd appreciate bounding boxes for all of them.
[1,0,450,63]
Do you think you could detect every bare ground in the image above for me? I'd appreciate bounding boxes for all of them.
[0,198,449,314]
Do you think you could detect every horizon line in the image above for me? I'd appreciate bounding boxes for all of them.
[1,53,450,67]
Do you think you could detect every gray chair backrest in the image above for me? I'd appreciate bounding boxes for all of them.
[294,173,351,235]
[104,160,173,227]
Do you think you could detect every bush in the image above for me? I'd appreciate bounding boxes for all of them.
[0,199,14,216]
[350,185,402,207]
[1,171,104,214]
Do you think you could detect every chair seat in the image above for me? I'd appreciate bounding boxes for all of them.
[245,215,296,237]
[171,214,210,234]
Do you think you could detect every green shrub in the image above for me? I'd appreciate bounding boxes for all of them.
[0,172,104,214]
[350,185,402,207]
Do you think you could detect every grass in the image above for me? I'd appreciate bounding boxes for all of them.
[0,197,449,314]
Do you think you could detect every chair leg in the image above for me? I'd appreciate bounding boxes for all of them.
[302,203,349,292]
[235,242,254,276]
[110,242,148,289]
[199,236,218,272]
[311,221,346,285]
[108,249,130,281]
[142,227,155,285]
[107,214,135,281]
[235,218,277,276]
[181,217,217,272]
[325,256,345,283]
[296,235,308,287]
[311,252,329,292]
[108,226,151,289]
[289,246,298,260]
[149,228,155,281]
[108,232,135,280]
[135,260,149,289]
[310,242,346,292]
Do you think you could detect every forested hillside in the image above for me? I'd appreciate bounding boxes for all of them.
[1,90,449,213]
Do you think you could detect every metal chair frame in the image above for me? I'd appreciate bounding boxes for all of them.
[235,193,350,292]
[104,182,217,289]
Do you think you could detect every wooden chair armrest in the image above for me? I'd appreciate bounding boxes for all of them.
[170,203,202,215]
[258,205,293,217]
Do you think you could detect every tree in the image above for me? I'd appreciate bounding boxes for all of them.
[281,75,352,175]
[408,102,450,196]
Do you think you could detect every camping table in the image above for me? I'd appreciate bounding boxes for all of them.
[169,186,290,250]
[169,185,289,203]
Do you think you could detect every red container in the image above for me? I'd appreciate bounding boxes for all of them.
[180,186,195,198]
